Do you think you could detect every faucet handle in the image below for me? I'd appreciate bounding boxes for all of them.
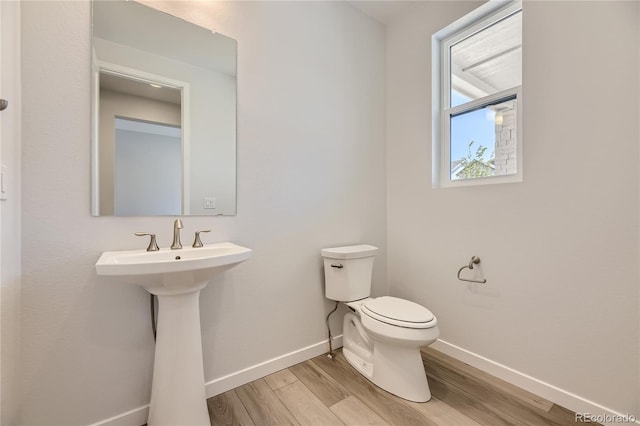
[192,230,211,248]
[135,232,160,252]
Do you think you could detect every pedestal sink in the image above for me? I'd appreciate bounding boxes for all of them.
[96,242,251,426]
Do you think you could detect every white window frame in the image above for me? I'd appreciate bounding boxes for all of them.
[432,1,523,188]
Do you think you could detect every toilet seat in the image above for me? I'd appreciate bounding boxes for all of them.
[362,296,435,329]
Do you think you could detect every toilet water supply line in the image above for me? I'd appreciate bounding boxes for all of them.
[150,297,362,356]
[151,296,340,353]
[150,296,353,358]
[326,301,339,359]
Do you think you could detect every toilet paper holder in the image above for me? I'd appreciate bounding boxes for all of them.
[457,256,487,284]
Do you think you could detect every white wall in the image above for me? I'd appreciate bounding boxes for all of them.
[0,1,21,424]
[22,0,638,423]
[20,1,386,424]
[387,0,639,416]
[114,127,182,216]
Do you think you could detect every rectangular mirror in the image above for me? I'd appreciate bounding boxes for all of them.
[91,0,237,216]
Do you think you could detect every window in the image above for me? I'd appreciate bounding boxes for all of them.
[433,1,522,187]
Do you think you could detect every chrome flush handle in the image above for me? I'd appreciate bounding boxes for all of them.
[192,229,211,248]
[135,232,159,252]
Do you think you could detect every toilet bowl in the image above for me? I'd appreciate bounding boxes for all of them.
[343,297,439,402]
[321,244,440,402]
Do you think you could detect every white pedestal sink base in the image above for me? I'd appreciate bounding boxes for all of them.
[148,282,210,426]
[95,242,252,426]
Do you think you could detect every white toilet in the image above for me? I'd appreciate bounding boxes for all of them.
[321,244,439,402]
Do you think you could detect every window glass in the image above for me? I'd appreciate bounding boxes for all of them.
[450,10,522,108]
[450,97,517,180]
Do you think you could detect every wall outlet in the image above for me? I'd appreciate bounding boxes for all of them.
[203,197,216,209]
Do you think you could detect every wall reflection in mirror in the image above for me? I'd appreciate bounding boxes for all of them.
[91,0,237,216]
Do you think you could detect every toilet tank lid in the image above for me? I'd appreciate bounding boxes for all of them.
[321,244,378,259]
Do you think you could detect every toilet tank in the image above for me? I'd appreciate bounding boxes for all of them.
[321,245,378,302]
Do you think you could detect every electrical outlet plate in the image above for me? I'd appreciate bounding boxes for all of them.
[203,197,216,209]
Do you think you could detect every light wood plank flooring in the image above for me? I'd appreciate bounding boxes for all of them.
[207,348,597,426]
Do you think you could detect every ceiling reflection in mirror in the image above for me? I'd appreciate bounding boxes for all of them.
[91,1,237,216]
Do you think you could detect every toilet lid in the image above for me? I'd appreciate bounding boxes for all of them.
[362,296,435,329]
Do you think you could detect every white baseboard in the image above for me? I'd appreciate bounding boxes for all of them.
[431,339,639,426]
[88,405,149,426]
[89,336,342,426]
[91,336,636,426]
[205,335,343,397]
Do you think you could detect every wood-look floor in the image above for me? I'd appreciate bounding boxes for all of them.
[207,347,596,426]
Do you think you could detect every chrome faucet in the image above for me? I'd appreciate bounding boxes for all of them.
[171,219,183,249]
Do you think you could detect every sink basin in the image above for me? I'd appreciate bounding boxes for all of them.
[96,242,251,276]
[95,241,251,426]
